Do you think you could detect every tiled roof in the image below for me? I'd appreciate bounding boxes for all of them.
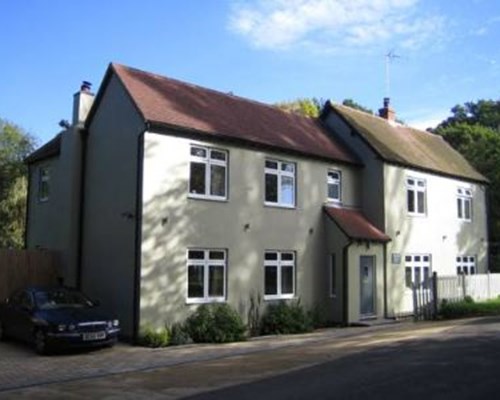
[111,64,358,164]
[324,206,391,242]
[327,103,487,183]
[24,134,61,164]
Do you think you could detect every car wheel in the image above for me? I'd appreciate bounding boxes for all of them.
[34,330,50,355]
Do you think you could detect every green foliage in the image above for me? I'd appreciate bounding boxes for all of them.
[342,99,374,115]
[308,303,331,329]
[169,322,191,346]
[260,301,313,335]
[138,325,170,347]
[247,291,263,337]
[440,297,500,319]
[0,118,36,248]
[275,98,324,118]
[185,303,246,343]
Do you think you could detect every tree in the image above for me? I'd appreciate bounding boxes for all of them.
[275,98,325,118]
[0,119,36,248]
[342,99,374,114]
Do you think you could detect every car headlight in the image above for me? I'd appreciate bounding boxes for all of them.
[68,324,76,331]
[108,319,119,327]
[57,324,67,332]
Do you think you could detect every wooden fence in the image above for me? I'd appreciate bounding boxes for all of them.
[413,272,500,320]
[0,249,61,300]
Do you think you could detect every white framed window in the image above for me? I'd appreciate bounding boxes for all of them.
[189,145,228,200]
[187,249,226,303]
[406,177,426,216]
[457,256,476,275]
[405,254,431,289]
[265,159,295,208]
[327,170,341,202]
[264,251,295,299]
[38,166,50,202]
[330,254,337,297]
[457,188,472,221]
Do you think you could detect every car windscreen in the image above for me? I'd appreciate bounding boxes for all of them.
[34,290,94,310]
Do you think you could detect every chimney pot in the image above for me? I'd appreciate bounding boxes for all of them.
[81,81,92,92]
[379,97,396,121]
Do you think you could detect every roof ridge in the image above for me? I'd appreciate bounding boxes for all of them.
[333,102,441,138]
[112,63,317,123]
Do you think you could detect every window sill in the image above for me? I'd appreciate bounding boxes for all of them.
[326,199,342,204]
[188,194,228,203]
[264,202,296,210]
[458,218,472,223]
[264,294,296,301]
[407,212,426,218]
[186,297,226,305]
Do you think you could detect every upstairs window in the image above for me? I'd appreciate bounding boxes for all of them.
[265,160,295,207]
[38,166,50,202]
[406,177,426,216]
[457,188,472,221]
[189,145,227,200]
[327,170,341,202]
[456,256,476,275]
[187,249,226,303]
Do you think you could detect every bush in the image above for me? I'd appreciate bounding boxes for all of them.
[440,297,500,319]
[260,301,313,335]
[138,326,170,347]
[185,303,246,343]
[169,322,191,346]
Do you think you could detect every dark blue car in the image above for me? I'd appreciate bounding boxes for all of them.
[0,286,120,354]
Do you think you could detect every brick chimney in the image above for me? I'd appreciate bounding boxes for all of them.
[72,81,95,127]
[378,97,396,121]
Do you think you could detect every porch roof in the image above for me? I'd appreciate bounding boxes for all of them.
[324,206,391,243]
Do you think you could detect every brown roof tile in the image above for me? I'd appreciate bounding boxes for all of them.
[328,104,487,183]
[111,64,358,164]
[324,206,391,242]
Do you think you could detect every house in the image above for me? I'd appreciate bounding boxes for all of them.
[25,63,488,340]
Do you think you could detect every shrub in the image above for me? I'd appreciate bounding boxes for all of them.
[169,322,191,346]
[440,297,500,319]
[247,292,263,337]
[260,300,313,335]
[138,326,170,347]
[185,303,246,343]
[308,304,331,329]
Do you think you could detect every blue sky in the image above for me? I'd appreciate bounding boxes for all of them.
[1,0,499,145]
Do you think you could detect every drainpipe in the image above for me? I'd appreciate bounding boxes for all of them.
[76,128,88,290]
[383,242,388,319]
[342,240,353,325]
[132,130,145,344]
[23,165,32,249]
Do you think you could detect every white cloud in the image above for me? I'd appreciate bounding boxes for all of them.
[228,0,445,53]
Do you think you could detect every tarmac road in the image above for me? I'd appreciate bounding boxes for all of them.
[1,317,499,399]
[187,317,500,400]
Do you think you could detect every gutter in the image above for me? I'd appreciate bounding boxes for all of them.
[342,239,353,325]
